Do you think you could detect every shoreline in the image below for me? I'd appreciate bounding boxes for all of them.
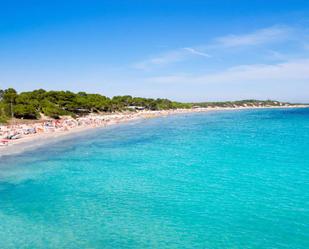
[0,105,307,157]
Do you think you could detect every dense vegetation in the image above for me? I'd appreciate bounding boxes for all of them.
[0,88,295,123]
[0,88,190,121]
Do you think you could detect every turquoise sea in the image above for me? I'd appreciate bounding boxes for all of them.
[0,108,308,249]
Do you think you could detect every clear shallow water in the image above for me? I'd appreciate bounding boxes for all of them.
[0,108,308,249]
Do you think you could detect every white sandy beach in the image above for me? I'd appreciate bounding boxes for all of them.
[0,105,307,157]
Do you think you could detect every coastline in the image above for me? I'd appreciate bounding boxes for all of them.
[0,105,307,157]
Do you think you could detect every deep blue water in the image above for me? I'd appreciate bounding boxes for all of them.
[0,108,308,249]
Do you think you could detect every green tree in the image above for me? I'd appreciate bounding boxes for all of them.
[2,88,18,118]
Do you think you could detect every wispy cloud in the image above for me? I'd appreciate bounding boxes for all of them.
[147,59,309,84]
[183,47,211,57]
[133,26,295,70]
[213,26,292,48]
[133,47,211,70]
[133,50,184,70]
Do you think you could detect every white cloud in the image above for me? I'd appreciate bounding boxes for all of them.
[213,26,292,48]
[132,50,185,70]
[132,47,210,70]
[147,59,309,85]
[183,47,211,57]
[133,26,295,70]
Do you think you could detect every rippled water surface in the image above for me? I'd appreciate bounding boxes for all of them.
[0,108,308,248]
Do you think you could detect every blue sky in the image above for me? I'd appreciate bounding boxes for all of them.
[1,0,309,102]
